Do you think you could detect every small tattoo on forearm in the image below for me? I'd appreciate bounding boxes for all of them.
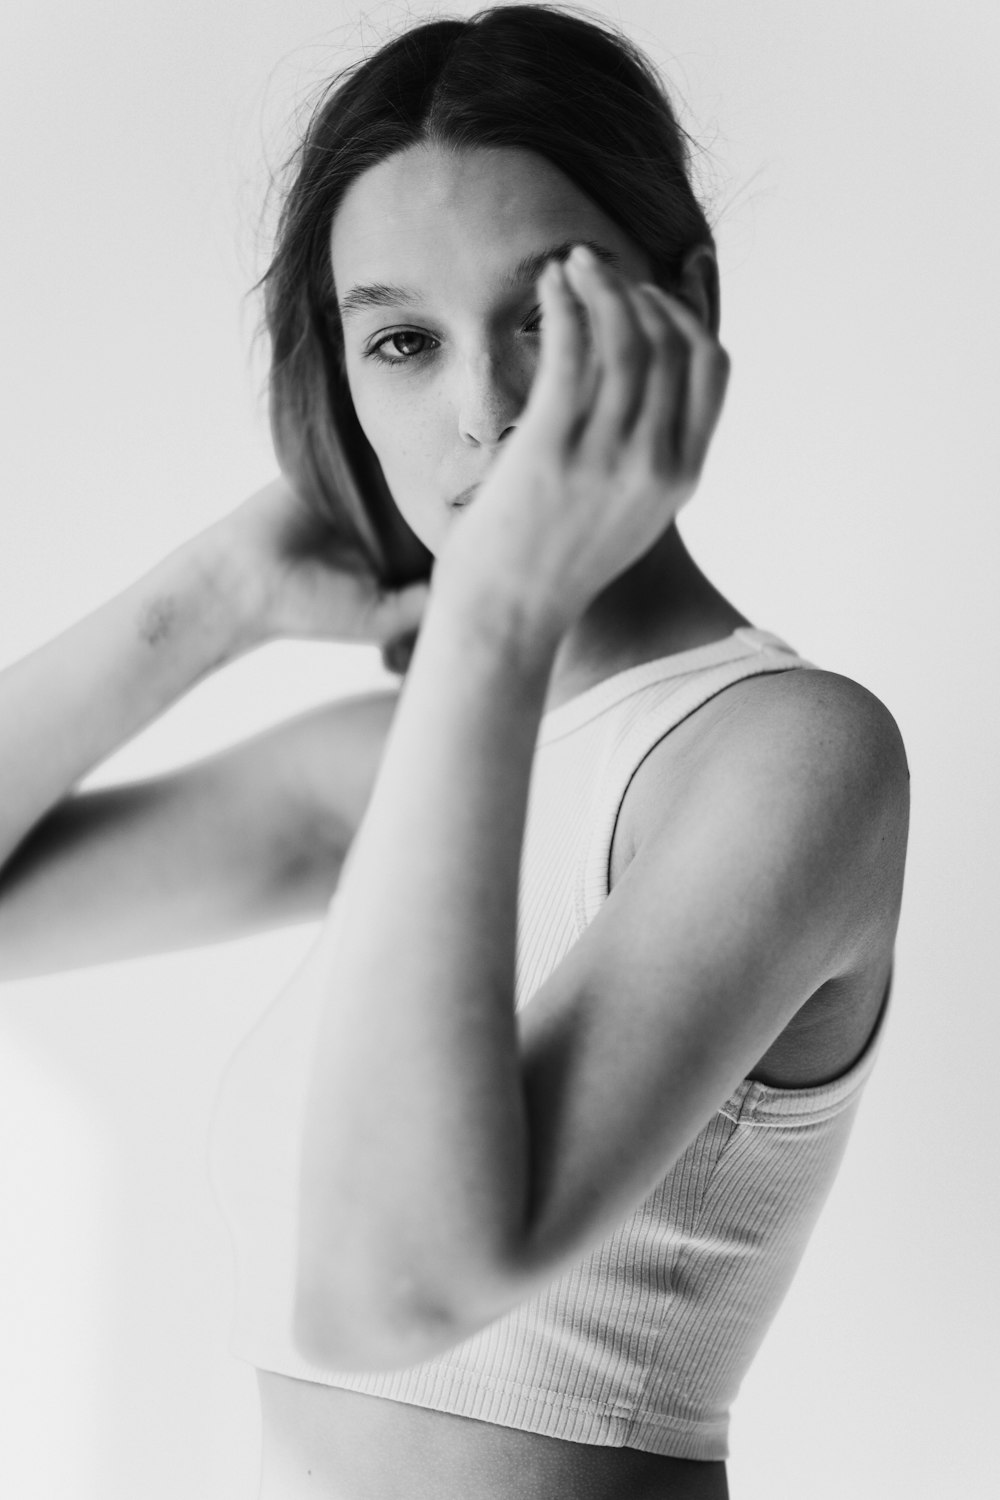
[139,597,177,647]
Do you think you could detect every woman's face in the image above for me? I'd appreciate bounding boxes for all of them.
[330,142,652,554]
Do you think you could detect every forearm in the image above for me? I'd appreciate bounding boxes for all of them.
[0,524,258,870]
[296,578,560,1364]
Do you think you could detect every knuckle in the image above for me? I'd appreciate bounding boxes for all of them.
[709,345,732,393]
[707,335,730,367]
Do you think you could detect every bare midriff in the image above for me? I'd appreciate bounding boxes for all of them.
[257,1373,729,1499]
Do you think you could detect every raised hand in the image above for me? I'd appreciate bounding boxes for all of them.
[216,477,429,660]
[435,244,730,638]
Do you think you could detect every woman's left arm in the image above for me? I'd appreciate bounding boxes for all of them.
[289,249,908,1370]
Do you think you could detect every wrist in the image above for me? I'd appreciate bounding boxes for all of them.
[428,564,564,689]
[153,524,269,668]
[430,549,569,666]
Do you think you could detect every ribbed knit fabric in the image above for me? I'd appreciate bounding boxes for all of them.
[210,626,888,1461]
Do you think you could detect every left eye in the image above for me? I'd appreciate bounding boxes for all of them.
[371,330,436,363]
[368,309,542,368]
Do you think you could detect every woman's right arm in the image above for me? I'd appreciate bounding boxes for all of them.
[0,481,425,979]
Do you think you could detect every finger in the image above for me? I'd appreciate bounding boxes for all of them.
[640,284,705,344]
[525,260,589,441]
[381,631,417,676]
[563,247,650,441]
[627,285,691,469]
[683,336,730,474]
[640,286,730,473]
[367,579,430,645]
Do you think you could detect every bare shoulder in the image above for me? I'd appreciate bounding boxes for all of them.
[638,664,907,803]
[617,666,910,919]
[707,666,908,790]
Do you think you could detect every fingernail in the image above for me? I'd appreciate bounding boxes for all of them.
[569,244,594,266]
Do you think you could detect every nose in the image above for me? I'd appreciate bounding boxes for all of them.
[456,349,523,449]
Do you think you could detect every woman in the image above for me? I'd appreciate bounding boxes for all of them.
[0,6,908,1497]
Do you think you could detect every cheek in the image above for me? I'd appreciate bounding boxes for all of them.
[346,366,449,547]
[350,368,432,472]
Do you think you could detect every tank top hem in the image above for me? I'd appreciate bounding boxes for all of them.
[249,1350,731,1461]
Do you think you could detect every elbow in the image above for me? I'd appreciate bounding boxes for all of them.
[292,1251,473,1374]
[292,1202,523,1371]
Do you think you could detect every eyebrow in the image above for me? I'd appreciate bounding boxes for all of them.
[337,239,622,320]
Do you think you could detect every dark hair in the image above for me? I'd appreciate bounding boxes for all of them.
[262,3,714,587]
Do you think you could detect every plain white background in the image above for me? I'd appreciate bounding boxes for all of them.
[1,2,997,1495]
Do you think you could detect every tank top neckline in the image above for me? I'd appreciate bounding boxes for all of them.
[539,625,795,744]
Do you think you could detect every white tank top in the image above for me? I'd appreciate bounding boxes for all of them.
[210,626,889,1461]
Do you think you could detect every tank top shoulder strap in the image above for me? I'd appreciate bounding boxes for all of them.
[573,628,811,933]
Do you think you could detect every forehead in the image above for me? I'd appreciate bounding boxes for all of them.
[330,142,649,292]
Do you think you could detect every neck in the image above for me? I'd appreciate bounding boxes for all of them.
[545,526,750,712]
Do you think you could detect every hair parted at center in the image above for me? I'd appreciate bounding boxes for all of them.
[261,3,715,588]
